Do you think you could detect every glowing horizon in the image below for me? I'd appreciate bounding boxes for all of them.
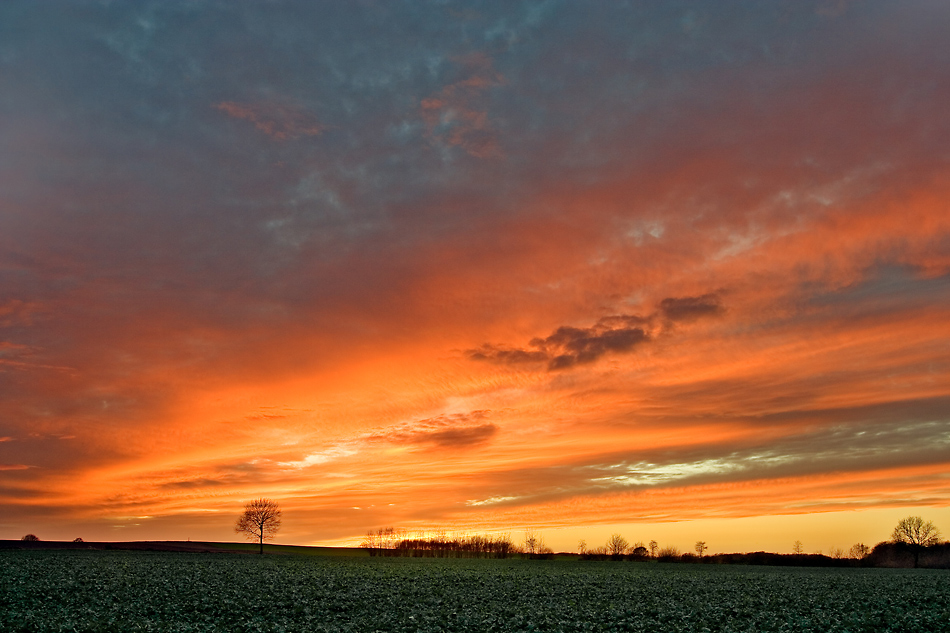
[2,1,949,555]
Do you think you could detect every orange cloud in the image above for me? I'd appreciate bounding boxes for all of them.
[214,100,324,140]
[420,53,505,158]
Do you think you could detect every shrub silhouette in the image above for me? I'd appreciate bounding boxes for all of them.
[657,545,680,561]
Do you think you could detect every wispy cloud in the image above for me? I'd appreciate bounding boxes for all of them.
[365,411,498,449]
[466,495,519,507]
[214,100,324,140]
[0,300,40,326]
[278,446,359,470]
[420,52,505,158]
[268,411,500,479]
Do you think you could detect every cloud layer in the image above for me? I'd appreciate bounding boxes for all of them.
[1,1,949,550]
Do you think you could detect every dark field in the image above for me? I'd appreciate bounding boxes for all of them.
[1,550,948,632]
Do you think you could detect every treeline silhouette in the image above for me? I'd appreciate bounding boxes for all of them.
[361,519,950,568]
[866,541,950,569]
[361,527,519,558]
[574,542,950,569]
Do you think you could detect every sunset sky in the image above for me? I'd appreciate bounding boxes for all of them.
[2,1,949,555]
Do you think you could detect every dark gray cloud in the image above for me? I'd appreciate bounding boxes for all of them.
[467,347,550,365]
[539,325,650,370]
[469,320,649,370]
[470,300,725,370]
[159,478,228,490]
[659,293,723,321]
[420,423,498,448]
[470,314,653,370]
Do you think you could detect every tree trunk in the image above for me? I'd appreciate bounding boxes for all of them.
[260,534,264,555]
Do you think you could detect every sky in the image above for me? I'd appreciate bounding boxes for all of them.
[1,0,949,555]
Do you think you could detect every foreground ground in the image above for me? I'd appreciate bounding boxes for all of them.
[1,551,947,632]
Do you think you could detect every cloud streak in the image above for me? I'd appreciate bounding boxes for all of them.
[469,295,724,370]
[365,411,498,449]
[659,294,724,322]
[214,100,324,141]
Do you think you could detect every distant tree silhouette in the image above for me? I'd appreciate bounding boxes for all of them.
[21,534,39,542]
[577,539,587,555]
[892,516,940,568]
[648,540,658,558]
[72,537,84,543]
[695,541,707,557]
[792,540,804,555]
[235,498,282,554]
[523,530,543,556]
[848,542,870,560]
[607,534,629,558]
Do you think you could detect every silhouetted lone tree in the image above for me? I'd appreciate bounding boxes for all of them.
[21,534,39,542]
[892,516,940,568]
[236,498,282,554]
